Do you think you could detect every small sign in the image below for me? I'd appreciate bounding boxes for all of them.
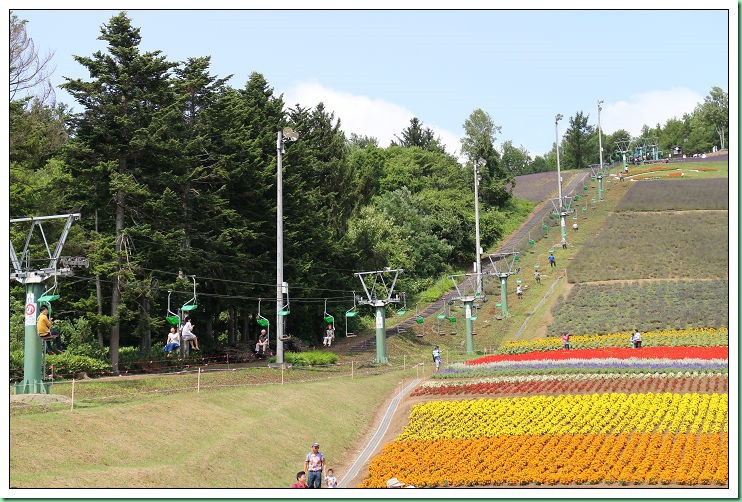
[25,293,36,326]
[375,309,384,329]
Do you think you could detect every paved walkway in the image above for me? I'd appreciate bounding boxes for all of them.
[337,377,421,487]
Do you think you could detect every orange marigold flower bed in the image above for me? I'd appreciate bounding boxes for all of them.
[359,433,728,488]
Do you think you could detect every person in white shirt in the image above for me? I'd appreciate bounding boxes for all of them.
[323,324,335,347]
[181,317,199,351]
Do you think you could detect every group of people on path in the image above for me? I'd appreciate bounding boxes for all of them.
[163,316,200,357]
[291,442,337,488]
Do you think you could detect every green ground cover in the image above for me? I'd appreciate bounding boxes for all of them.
[615,178,728,211]
[567,211,728,283]
[546,280,729,337]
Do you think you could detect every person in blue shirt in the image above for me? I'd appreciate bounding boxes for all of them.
[548,253,556,268]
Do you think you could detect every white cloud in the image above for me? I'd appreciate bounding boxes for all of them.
[284,81,463,158]
[602,88,703,137]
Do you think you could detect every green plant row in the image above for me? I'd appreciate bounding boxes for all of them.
[615,178,728,211]
[546,280,729,337]
[567,212,728,283]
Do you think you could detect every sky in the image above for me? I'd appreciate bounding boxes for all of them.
[8,4,735,160]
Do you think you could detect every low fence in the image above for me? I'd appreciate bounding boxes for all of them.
[10,355,441,413]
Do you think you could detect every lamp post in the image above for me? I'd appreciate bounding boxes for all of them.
[597,100,604,168]
[555,114,563,211]
[276,126,298,365]
[597,100,605,200]
[473,157,485,296]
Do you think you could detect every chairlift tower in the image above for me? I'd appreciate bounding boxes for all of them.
[449,273,481,354]
[589,164,605,201]
[486,251,521,318]
[10,213,81,394]
[615,139,632,171]
[354,268,403,363]
[645,137,660,161]
[549,194,575,239]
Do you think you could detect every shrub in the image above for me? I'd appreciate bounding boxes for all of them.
[56,317,107,359]
[275,350,340,367]
[41,353,113,379]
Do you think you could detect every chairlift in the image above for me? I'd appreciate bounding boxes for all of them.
[323,299,335,325]
[165,290,180,326]
[396,292,408,315]
[181,275,198,312]
[278,288,290,316]
[344,293,357,337]
[37,276,60,315]
[413,303,425,337]
[256,299,271,338]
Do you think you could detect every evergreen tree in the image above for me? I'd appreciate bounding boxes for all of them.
[60,12,178,371]
[561,111,594,170]
[392,117,446,153]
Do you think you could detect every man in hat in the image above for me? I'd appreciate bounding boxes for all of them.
[304,442,325,488]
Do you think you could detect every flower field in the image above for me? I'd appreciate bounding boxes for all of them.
[359,331,729,488]
[502,327,728,354]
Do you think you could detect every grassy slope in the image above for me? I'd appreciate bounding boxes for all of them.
[10,371,405,488]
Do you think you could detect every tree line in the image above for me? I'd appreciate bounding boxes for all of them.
[9,12,728,370]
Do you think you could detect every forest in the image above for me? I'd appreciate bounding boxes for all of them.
[9,12,729,371]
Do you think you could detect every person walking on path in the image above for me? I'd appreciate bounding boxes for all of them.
[304,442,325,488]
[548,253,556,268]
[534,271,541,284]
[516,284,523,299]
[562,332,571,350]
[432,346,441,371]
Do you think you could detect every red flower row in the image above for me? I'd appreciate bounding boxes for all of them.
[466,346,728,365]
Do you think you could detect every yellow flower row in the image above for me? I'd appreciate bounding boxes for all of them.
[360,432,728,487]
[500,327,728,354]
[396,393,728,441]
